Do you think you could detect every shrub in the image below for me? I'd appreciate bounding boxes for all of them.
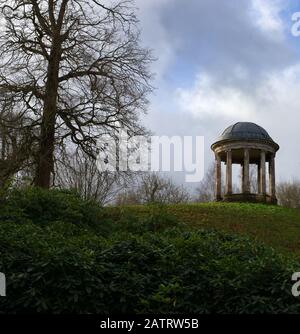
[0,188,299,314]
[0,224,299,313]
[0,187,108,232]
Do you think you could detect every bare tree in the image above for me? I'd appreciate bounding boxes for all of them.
[0,99,36,187]
[139,173,190,204]
[115,172,190,205]
[277,180,300,208]
[195,164,216,202]
[55,148,127,205]
[115,188,140,206]
[0,0,153,189]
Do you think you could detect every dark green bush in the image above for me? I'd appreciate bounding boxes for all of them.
[0,188,299,313]
[0,225,299,313]
[0,187,108,232]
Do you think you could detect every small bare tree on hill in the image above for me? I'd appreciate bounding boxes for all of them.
[115,173,190,205]
[55,148,127,205]
[277,180,300,209]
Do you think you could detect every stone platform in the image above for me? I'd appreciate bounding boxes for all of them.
[221,193,277,205]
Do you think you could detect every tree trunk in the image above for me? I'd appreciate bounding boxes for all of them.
[35,43,61,189]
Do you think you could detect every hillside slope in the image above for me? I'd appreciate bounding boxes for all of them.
[0,188,300,313]
[106,203,300,256]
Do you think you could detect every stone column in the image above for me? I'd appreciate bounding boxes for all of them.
[242,148,250,193]
[240,163,244,193]
[269,153,276,198]
[226,150,232,195]
[260,150,266,195]
[215,153,222,201]
[257,163,261,194]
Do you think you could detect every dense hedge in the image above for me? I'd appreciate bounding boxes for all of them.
[0,187,111,232]
[0,188,299,313]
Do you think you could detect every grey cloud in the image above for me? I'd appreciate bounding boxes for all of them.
[136,0,300,184]
[158,0,296,83]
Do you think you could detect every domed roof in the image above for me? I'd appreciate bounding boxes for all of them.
[217,122,274,142]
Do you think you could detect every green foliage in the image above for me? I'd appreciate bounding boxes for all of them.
[0,187,108,233]
[106,202,300,256]
[0,224,299,314]
[113,204,180,235]
[0,189,300,313]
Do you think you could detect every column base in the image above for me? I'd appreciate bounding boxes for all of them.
[223,193,277,205]
[215,196,223,202]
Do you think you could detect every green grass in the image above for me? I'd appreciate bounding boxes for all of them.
[1,188,300,313]
[105,203,300,256]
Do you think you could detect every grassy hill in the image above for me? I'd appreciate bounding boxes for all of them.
[105,202,300,257]
[0,188,300,313]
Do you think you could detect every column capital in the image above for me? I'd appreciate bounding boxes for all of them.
[260,150,266,157]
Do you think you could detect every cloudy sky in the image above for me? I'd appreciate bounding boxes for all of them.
[134,0,300,188]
